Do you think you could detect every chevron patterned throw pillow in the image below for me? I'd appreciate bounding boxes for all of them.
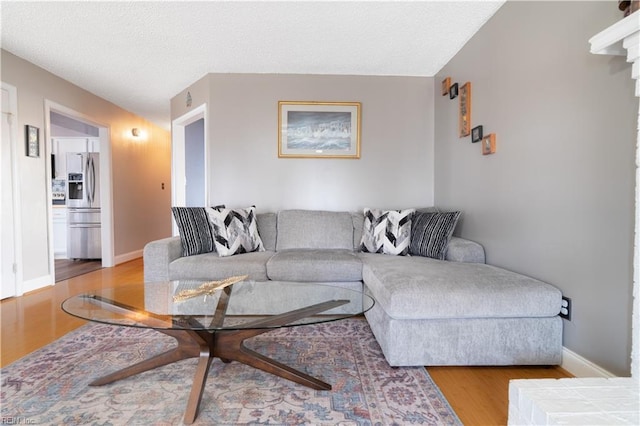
[206,206,265,257]
[360,208,415,256]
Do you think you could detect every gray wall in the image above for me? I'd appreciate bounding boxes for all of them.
[172,73,435,212]
[434,1,637,376]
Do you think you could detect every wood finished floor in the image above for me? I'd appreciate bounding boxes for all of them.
[54,258,103,282]
[1,257,572,425]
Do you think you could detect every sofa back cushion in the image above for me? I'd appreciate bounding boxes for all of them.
[256,212,277,251]
[276,210,354,250]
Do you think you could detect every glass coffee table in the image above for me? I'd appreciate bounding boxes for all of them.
[62,280,374,424]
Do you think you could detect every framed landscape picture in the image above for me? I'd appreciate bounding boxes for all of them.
[278,101,361,159]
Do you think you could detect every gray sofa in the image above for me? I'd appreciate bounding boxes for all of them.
[144,209,563,366]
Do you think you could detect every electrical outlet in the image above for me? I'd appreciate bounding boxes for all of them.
[560,296,571,321]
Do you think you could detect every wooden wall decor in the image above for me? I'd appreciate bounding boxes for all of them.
[481,133,496,155]
[441,77,451,96]
[459,82,471,137]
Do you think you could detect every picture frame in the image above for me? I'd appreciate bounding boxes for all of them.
[471,125,483,143]
[25,125,40,157]
[459,82,471,137]
[441,77,451,96]
[449,83,458,99]
[481,133,496,155]
[278,101,361,159]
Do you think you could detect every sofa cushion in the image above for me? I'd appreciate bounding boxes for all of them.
[409,211,461,260]
[267,249,363,282]
[360,208,415,255]
[206,206,265,257]
[169,250,274,281]
[360,253,562,320]
[276,210,354,250]
[352,211,365,251]
[256,212,277,251]
[171,207,216,256]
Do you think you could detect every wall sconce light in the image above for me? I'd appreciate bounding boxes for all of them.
[131,128,140,137]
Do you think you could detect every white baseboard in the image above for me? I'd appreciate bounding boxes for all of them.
[20,274,54,296]
[114,249,143,265]
[561,346,617,378]
[19,251,141,296]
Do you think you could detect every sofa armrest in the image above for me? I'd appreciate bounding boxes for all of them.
[143,236,183,282]
[445,236,485,264]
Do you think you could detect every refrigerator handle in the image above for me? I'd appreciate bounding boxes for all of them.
[88,156,95,204]
[85,156,91,204]
[92,156,96,204]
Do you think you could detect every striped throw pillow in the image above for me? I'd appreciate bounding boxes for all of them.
[171,207,217,256]
[409,211,461,260]
[360,208,415,256]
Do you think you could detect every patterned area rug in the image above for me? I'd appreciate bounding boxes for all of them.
[1,317,461,425]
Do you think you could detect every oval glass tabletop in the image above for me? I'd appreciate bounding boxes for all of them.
[62,280,375,331]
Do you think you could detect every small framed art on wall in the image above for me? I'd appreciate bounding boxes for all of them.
[471,125,483,143]
[25,125,40,158]
[481,133,496,155]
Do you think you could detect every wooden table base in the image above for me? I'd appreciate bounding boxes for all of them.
[88,299,348,424]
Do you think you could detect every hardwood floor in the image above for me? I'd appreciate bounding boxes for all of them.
[54,258,103,282]
[428,365,572,424]
[1,259,141,367]
[1,257,572,425]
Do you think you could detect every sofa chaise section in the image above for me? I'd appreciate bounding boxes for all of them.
[360,253,563,366]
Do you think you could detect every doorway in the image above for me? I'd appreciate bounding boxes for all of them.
[44,101,114,283]
[185,118,206,207]
[172,104,208,233]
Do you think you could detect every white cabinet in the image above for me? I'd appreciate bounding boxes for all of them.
[53,208,67,259]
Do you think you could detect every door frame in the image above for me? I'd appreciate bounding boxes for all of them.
[1,82,23,298]
[44,100,115,275]
[171,104,208,235]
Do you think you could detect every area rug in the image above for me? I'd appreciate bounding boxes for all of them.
[1,317,461,425]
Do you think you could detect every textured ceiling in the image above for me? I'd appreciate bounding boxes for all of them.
[1,1,505,129]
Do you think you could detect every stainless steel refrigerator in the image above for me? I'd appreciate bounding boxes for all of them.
[66,152,101,259]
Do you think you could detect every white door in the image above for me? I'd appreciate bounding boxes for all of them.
[1,83,19,298]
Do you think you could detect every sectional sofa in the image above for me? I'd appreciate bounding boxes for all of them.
[143,208,563,367]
